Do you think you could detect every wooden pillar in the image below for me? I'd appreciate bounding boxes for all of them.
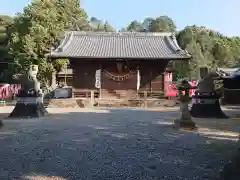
[51,71,57,89]
[144,91,147,107]
[150,71,152,92]
[90,90,94,107]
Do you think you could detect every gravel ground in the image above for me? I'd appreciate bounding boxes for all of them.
[0,107,239,180]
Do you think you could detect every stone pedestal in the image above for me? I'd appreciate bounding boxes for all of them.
[190,92,228,118]
[174,101,196,129]
[8,97,48,118]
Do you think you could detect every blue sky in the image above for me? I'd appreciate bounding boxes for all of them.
[1,0,239,36]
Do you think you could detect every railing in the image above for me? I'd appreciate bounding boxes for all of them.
[138,90,165,99]
[73,89,99,98]
[73,89,166,99]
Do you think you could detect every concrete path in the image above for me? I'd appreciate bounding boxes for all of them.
[0,107,239,180]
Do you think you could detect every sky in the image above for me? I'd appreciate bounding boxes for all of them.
[1,0,239,36]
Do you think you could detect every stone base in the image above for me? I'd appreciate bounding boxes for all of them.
[8,97,48,118]
[174,119,197,130]
[190,100,228,118]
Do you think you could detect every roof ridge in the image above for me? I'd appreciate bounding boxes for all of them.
[55,32,74,52]
[67,31,173,37]
[48,31,191,59]
[165,35,191,57]
[55,32,71,51]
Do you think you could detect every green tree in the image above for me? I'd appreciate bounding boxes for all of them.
[0,15,14,81]
[126,20,143,32]
[88,17,115,32]
[53,58,69,86]
[186,41,205,79]
[151,16,176,32]
[103,21,115,32]
[70,17,92,31]
[122,18,240,79]
[125,16,176,33]
[177,25,240,78]
[9,0,87,88]
[141,18,155,32]
[212,38,234,67]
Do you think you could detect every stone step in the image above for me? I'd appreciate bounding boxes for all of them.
[45,98,79,108]
[100,90,137,99]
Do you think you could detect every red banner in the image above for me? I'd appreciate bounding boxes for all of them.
[0,84,21,99]
[164,72,173,96]
[166,81,198,97]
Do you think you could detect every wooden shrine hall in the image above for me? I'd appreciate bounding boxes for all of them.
[48,31,191,99]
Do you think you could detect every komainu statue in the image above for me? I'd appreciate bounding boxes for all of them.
[8,65,48,118]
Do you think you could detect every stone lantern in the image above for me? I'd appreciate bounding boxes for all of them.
[174,79,196,129]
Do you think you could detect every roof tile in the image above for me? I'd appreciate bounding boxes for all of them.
[49,31,191,59]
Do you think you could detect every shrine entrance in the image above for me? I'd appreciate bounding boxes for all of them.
[101,61,138,90]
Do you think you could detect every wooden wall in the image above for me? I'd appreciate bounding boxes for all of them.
[101,61,137,90]
[70,59,169,93]
[71,60,100,90]
[139,61,168,92]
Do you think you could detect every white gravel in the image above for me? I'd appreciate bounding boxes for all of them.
[0,106,238,180]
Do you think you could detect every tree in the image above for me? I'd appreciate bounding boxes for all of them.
[176,25,240,78]
[9,0,87,89]
[212,38,234,67]
[124,16,176,33]
[0,15,13,59]
[186,41,205,79]
[126,20,143,32]
[119,28,127,32]
[103,21,115,32]
[89,17,116,32]
[53,58,69,86]
[151,16,176,32]
[0,15,14,81]
[73,18,92,31]
[141,18,155,32]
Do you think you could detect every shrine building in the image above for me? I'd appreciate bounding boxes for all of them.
[48,31,191,99]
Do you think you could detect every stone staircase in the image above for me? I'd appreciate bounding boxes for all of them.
[100,90,137,99]
[44,98,79,108]
[44,98,99,108]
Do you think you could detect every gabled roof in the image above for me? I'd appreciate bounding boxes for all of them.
[48,31,191,60]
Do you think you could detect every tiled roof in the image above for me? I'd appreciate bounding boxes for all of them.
[48,31,191,59]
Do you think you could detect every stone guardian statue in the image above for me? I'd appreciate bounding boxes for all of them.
[8,65,48,118]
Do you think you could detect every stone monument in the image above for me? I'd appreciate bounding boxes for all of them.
[8,65,48,118]
[190,73,228,118]
[174,80,196,129]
